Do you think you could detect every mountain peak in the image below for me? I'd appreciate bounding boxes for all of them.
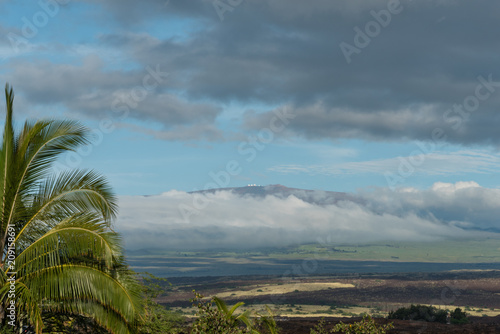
[190,184,361,206]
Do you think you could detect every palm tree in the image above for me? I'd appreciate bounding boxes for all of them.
[0,84,143,333]
[212,296,254,329]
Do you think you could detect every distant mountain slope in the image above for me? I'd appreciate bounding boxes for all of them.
[190,184,364,206]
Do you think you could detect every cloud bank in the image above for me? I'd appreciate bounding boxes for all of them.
[116,182,496,250]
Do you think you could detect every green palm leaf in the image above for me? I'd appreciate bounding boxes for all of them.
[0,85,142,333]
[14,213,121,275]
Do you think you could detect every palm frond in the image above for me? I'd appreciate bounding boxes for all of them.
[0,84,16,249]
[2,117,89,252]
[14,213,122,275]
[19,264,142,324]
[47,300,133,334]
[213,296,230,316]
[0,86,141,333]
[228,301,245,317]
[14,169,118,247]
[0,280,43,334]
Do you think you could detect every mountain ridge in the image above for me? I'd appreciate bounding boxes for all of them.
[189,184,363,206]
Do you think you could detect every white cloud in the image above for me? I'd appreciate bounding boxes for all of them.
[269,150,500,176]
[115,184,489,250]
[361,181,500,230]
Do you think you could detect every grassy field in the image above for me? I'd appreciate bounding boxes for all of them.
[214,282,354,299]
[157,269,500,331]
[127,238,500,277]
[129,238,500,263]
[173,303,382,318]
[173,303,500,319]
[269,238,500,263]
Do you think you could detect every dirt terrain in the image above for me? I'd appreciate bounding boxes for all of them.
[160,270,500,333]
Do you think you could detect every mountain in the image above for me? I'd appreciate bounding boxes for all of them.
[189,184,364,206]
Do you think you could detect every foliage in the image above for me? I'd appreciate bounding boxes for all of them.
[0,84,143,333]
[0,325,13,333]
[137,272,185,333]
[39,312,109,333]
[190,291,256,334]
[388,304,447,323]
[332,315,393,334]
[450,307,469,325]
[311,315,393,334]
[254,305,279,334]
[310,318,329,334]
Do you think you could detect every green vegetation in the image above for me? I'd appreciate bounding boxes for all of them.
[254,305,280,334]
[282,239,500,263]
[138,273,184,333]
[388,304,447,323]
[0,85,142,333]
[34,313,109,333]
[127,239,500,277]
[190,291,254,333]
[128,238,500,263]
[450,307,469,324]
[311,315,393,334]
[190,292,281,334]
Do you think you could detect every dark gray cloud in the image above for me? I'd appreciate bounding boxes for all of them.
[89,0,500,145]
[4,1,500,144]
[91,0,214,23]
[243,102,500,144]
[5,55,222,140]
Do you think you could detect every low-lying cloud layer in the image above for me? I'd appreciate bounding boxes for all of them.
[116,182,496,250]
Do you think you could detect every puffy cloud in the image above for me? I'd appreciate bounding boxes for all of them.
[361,181,500,231]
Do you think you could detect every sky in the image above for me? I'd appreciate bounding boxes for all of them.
[2,0,500,250]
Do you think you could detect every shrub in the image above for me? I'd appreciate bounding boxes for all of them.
[189,292,280,334]
[254,306,280,334]
[310,318,329,334]
[388,304,447,323]
[138,273,185,333]
[450,308,469,325]
[190,291,254,334]
[311,315,394,334]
